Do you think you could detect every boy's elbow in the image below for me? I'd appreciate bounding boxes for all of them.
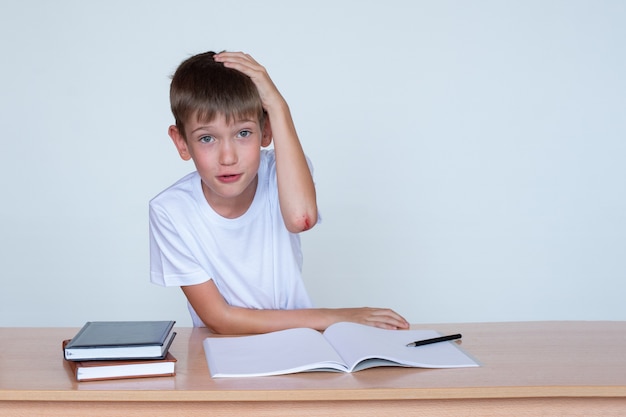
[205,323,230,335]
[286,211,317,233]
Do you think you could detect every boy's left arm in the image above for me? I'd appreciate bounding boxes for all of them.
[215,52,318,233]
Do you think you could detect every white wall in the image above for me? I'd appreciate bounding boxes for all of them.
[1,0,624,326]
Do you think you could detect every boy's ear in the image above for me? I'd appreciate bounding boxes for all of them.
[168,125,192,161]
[261,118,273,148]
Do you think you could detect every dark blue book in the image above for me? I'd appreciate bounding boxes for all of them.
[64,321,176,361]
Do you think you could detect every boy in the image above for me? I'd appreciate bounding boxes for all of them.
[149,51,408,334]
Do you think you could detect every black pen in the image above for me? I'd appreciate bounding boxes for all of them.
[406,333,462,347]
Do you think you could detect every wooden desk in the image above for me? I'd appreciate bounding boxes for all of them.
[1,322,625,416]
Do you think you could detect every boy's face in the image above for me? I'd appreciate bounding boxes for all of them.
[169,113,272,218]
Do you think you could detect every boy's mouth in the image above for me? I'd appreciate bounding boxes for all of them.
[218,173,241,183]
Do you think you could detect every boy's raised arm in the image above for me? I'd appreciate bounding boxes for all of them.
[214,52,317,232]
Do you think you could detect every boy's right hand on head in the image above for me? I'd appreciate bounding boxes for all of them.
[213,52,285,112]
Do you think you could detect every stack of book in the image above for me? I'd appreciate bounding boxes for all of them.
[62,320,177,382]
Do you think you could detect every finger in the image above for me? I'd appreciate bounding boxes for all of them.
[214,51,256,62]
[366,309,409,329]
[367,320,405,330]
[214,52,261,72]
[218,58,270,89]
[370,308,408,322]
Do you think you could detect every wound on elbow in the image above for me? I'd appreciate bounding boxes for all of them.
[295,215,314,232]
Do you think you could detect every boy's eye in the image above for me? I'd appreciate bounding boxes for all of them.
[199,135,215,143]
[238,130,252,138]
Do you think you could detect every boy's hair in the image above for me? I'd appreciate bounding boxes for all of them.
[170,51,265,139]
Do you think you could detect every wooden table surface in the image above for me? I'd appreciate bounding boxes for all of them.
[1,321,625,416]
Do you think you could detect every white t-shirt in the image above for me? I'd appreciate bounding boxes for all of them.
[149,150,314,326]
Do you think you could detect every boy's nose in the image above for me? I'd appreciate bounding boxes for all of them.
[218,141,237,165]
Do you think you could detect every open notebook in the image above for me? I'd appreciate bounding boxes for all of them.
[203,322,479,377]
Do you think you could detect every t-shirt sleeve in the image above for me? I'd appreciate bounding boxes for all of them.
[149,203,211,287]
